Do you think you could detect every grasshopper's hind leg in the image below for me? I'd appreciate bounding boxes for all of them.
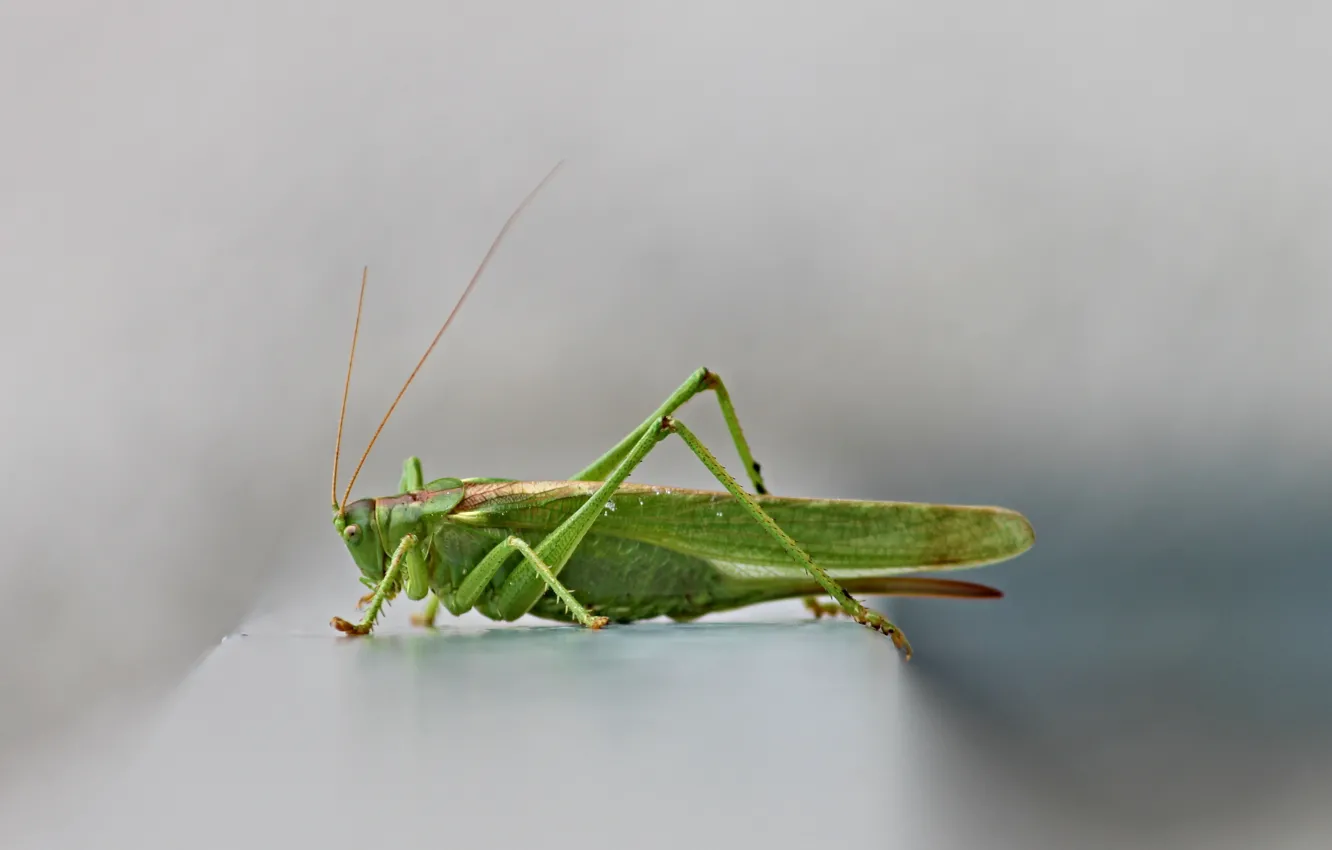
[478,410,912,656]
[663,416,913,656]
[575,371,862,627]
[454,368,773,629]
[572,367,768,494]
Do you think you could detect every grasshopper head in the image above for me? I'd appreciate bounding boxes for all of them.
[333,498,386,582]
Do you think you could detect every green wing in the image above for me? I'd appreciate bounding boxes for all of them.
[452,480,1034,578]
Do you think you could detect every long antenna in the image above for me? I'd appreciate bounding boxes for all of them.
[339,160,565,511]
[332,267,369,511]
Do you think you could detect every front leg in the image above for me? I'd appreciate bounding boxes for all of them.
[332,533,417,636]
[397,456,443,628]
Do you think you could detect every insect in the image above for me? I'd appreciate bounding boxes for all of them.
[329,163,1035,659]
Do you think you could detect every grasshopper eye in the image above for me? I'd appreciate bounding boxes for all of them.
[343,524,361,542]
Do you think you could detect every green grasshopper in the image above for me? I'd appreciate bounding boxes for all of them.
[329,164,1035,659]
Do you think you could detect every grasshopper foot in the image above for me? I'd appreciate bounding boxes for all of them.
[331,616,372,636]
[586,616,610,630]
[852,610,913,660]
[802,597,845,619]
[410,594,440,629]
[355,592,374,610]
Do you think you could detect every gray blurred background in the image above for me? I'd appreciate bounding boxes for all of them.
[2,1,1330,847]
